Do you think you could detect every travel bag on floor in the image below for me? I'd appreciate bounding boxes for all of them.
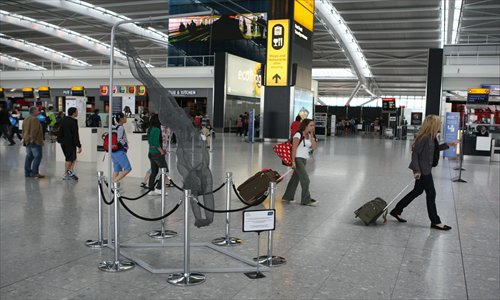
[354,197,387,225]
[237,169,281,205]
[354,180,414,225]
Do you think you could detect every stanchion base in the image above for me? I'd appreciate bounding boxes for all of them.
[98,260,135,272]
[148,230,177,239]
[244,271,266,279]
[167,273,205,286]
[85,239,108,248]
[452,177,467,183]
[453,167,466,171]
[211,236,242,246]
[253,255,287,267]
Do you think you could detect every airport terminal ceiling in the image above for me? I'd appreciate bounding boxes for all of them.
[0,0,499,99]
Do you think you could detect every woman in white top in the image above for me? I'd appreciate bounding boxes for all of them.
[282,119,318,206]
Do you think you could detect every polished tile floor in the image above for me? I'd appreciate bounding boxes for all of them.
[0,133,499,300]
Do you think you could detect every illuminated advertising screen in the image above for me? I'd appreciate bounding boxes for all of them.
[226,53,262,98]
[382,97,397,111]
[168,13,267,43]
[293,88,313,121]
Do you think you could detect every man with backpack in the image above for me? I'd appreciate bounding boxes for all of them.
[58,107,81,180]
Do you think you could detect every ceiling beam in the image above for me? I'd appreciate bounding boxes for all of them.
[338,7,439,14]
[463,4,500,10]
[358,39,441,43]
[346,18,439,25]
[352,29,440,34]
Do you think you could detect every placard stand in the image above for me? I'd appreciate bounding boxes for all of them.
[242,209,276,279]
[244,232,265,279]
[453,129,467,183]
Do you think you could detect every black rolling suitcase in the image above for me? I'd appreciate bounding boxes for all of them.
[354,180,414,225]
[237,169,281,205]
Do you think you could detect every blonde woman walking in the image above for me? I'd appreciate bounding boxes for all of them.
[390,115,458,230]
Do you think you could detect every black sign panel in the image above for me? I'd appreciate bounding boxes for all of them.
[467,93,489,104]
[411,112,423,126]
[293,22,312,49]
[38,91,51,98]
[23,91,35,98]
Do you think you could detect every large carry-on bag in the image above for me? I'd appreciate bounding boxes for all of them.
[354,197,387,225]
[354,180,414,225]
[237,169,281,205]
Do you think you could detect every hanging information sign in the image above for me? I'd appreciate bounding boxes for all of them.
[265,19,290,86]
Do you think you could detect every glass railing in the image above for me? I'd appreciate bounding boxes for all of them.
[1,55,215,71]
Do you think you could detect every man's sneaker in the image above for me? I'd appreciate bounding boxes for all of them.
[33,174,45,179]
[282,198,295,203]
[66,170,78,180]
[148,189,164,195]
[303,199,319,206]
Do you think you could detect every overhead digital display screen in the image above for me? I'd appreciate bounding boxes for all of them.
[168,13,267,43]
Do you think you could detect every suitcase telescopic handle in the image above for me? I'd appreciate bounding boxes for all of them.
[382,179,415,224]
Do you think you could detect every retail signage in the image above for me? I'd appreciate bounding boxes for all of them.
[294,0,314,31]
[444,112,460,158]
[382,97,396,111]
[99,85,109,96]
[137,85,147,96]
[266,19,290,86]
[242,209,275,232]
[467,88,489,104]
[226,53,262,98]
[410,112,423,126]
[168,89,197,96]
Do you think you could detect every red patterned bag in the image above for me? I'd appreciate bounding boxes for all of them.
[273,141,292,167]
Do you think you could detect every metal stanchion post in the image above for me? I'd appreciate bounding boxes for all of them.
[253,181,286,267]
[212,172,242,246]
[149,168,177,239]
[168,190,205,285]
[98,182,135,272]
[86,171,108,248]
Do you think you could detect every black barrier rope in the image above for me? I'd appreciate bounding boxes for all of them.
[120,179,160,201]
[192,197,254,213]
[203,182,225,195]
[118,197,182,221]
[169,179,226,195]
[98,181,114,205]
[169,179,184,191]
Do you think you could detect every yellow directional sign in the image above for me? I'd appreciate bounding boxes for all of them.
[294,0,314,31]
[467,88,490,94]
[266,19,290,86]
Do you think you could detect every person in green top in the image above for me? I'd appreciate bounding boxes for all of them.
[46,106,57,128]
[147,114,168,194]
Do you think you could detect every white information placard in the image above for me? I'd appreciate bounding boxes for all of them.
[242,209,276,232]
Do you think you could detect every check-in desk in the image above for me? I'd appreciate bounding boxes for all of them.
[96,131,149,178]
[56,127,99,162]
